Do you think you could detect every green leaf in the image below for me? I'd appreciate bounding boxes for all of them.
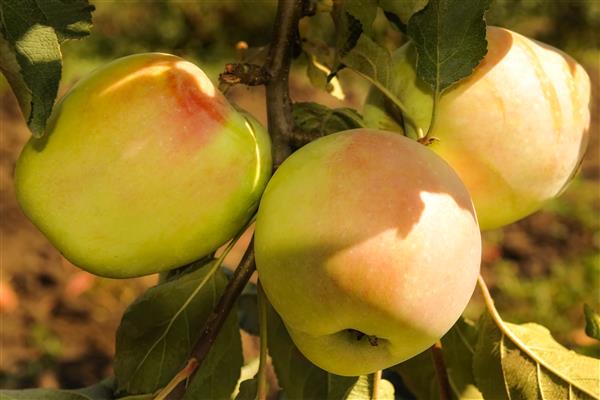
[344,0,378,36]
[584,304,600,341]
[267,305,359,399]
[474,311,600,400]
[232,358,260,399]
[237,280,259,336]
[293,102,365,139]
[341,34,417,129]
[393,350,438,400]
[114,260,242,399]
[0,379,114,400]
[346,375,395,399]
[234,379,258,400]
[393,317,483,400]
[331,2,364,70]
[441,319,483,399]
[406,0,490,94]
[340,35,391,90]
[303,51,346,100]
[379,0,428,26]
[0,0,93,137]
[0,391,89,400]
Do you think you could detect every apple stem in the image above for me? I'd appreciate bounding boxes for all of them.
[256,281,269,400]
[419,91,441,144]
[371,370,382,400]
[153,358,198,400]
[430,340,452,400]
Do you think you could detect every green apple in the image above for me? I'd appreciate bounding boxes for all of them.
[254,129,481,376]
[16,53,272,278]
[364,26,591,230]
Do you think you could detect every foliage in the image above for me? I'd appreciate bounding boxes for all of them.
[0,0,93,137]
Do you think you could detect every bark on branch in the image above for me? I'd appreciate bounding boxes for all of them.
[264,0,304,166]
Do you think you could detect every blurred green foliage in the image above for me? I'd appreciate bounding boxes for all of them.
[65,0,599,58]
[74,1,277,60]
[487,0,600,51]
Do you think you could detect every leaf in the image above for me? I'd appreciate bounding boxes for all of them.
[341,34,417,129]
[232,358,260,399]
[267,304,360,399]
[330,2,364,71]
[0,0,93,137]
[0,391,89,400]
[237,280,259,336]
[379,0,429,26]
[474,311,600,400]
[344,0,378,36]
[346,375,395,400]
[393,317,483,400]
[441,319,483,399]
[406,0,490,94]
[0,379,114,400]
[114,260,242,399]
[293,102,365,139]
[584,304,600,341]
[393,350,438,400]
[304,52,345,99]
[234,379,258,400]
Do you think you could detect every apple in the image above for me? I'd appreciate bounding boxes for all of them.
[254,129,481,376]
[364,26,591,230]
[16,53,272,278]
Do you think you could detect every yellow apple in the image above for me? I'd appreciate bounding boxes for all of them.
[16,53,272,278]
[255,129,481,376]
[364,26,591,230]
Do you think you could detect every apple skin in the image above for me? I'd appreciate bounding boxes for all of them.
[254,129,481,376]
[364,26,591,230]
[16,53,272,278]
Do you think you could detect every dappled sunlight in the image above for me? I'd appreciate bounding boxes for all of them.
[245,118,264,192]
[98,61,172,97]
[173,60,216,98]
[256,130,481,340]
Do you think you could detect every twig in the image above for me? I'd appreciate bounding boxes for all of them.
[256,282,269,400]
[371,370,382,400]
[154,359,198,400]
[164,239,256,400]
[264,0,305,166]
[430,341,452,400]
[219,63,270,86]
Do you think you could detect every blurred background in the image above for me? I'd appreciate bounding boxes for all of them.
[1,0,598,391]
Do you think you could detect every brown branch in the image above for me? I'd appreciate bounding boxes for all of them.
[264,0,305,167]
[430,341,452,400]
[165,240,256,400]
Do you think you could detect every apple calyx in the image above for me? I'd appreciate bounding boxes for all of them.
[347,329,380,346]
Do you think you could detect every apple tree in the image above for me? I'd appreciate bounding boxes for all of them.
[1,0,598,399]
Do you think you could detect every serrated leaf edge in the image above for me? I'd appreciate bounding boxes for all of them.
[478,277,599,399]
